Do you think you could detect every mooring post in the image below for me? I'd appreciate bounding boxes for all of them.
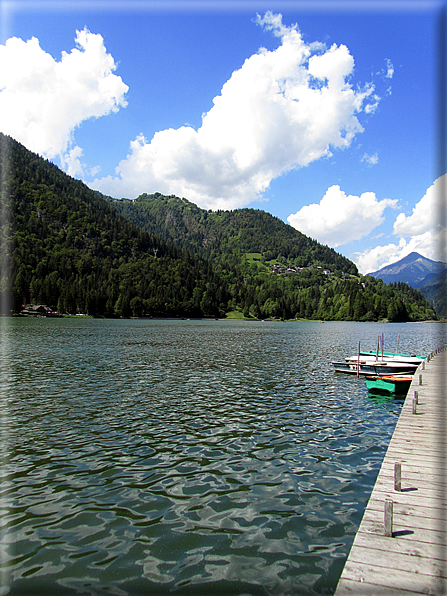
[413,397,417,414]
[414,390,418,404]
[419,374,423,385]
[384,499,393,537]
[394,462,402,492]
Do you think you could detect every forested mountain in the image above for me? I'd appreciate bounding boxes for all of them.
[419,270,447,318]
[0,133,438,321]
[0,134,223,318]
[111,192,357,274]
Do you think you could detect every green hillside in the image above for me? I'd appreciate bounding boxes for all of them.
[0,134,223,318]
[419,270,447,319]
[111,192,357,274]
[0,133,438,321]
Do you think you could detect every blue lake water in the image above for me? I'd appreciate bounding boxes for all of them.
[0,319,443,595]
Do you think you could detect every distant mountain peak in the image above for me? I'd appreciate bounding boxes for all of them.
[368,252,447,289]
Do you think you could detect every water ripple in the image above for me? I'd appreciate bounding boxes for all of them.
[1,319,442,595]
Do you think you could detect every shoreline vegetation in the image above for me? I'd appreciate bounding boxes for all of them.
[0,133,439,323]
[9,310,443,324]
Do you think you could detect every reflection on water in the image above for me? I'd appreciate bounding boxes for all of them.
[365,392,406,406]
[0,319,442,595]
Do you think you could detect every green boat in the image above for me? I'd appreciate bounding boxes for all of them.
[360,350,424,362]
[365,374,413,395]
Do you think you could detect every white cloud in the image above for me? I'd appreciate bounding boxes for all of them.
[393,175,444,236]
[286,185,397,247]
[385,58,394,79]
[351,174,447,273]
[92,12,379,207]
[362,152,379,165]
[377,58,394,80]
[352,230,446,275]
[0,28,128,171]
[352,238,408,275]
[61,145,85,178]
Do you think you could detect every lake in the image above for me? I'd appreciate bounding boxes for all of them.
[0,318,443,595]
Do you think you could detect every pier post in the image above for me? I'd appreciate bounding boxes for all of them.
[384,499,393,537]
[419,374,423,385]
[414,390,418,404]
[412,397,417,414]
[394,462,401,491]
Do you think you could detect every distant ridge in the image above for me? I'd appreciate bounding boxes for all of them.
[367,252,447,289]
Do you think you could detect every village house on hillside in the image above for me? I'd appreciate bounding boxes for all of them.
[271,264,331,276]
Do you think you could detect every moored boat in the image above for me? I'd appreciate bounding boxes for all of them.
[333,334,424,376]
[357,351,424,364]
[333,359,418,376]
[344,353,422,366]
[365,374,413,395]
[360,333,424,362]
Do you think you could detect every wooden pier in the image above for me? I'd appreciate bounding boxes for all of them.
[335,346,447,595]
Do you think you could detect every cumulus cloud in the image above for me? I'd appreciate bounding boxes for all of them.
[393,175,444,236]
[61,145,85,178]
[352,239,409,275]
[351,174,447,273]
[287,185,397,247]
[0,28,128,172]
[92,12,379,207]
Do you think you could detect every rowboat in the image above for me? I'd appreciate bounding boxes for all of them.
[333,360,418,376]
[365,374,413,395]
[334,334,424,376]
[358,351,424,365]
[344,353,422,366]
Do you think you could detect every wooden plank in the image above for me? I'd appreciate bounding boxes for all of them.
[366,484,444,501]
[379,460,447,473]
[346,544,447,577]
[376,471,447,486]
[357,518,447,546]
[351,532,445,559]
[371,479,446,495]
[366,500,447,522]
[335,578,428,595]
[360,508,443,533]
[338,560,446,594]
[386,442,447,454]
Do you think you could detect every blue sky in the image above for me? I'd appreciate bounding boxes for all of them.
[1,0,445,273]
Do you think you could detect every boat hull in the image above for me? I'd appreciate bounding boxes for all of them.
[333,361,418,376]
[365,375,413,395]
[353,352,423,366]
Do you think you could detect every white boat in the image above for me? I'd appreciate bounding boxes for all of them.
[344,353,423,366]
[333,359,419,376]
[334,334,423,376]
